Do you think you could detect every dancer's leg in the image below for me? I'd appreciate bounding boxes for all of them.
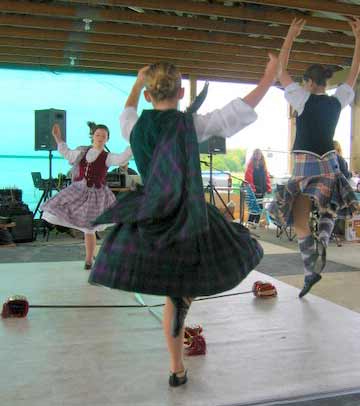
[318,212,335,247]
[163,297,192,386]
[293,194,312,239]
[163,298,185,374]
[84,232,96,265]
[293,195,321,297]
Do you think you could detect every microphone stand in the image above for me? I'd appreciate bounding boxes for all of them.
[200,160,249,223]
[201,156,235,220]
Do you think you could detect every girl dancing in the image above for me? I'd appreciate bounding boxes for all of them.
[269,18,360,298]
[41,122,132,269]
[89,57,279,386]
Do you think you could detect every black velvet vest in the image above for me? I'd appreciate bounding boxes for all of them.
[293,94,341,157]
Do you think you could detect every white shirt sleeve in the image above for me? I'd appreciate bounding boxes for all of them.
[193,98,258,143]
[106,147,133,167]
[284,83,311,116]
[333,83,355,109]
[83,146,132,167]
[57,142,82,164]
[120,107,139,141]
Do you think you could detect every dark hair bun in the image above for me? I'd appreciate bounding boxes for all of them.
[324,68,333,79]
[303,64,333,86]
[87,121,97,134]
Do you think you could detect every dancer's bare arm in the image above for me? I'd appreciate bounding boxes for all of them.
[242,53,279,108]
[52,123,81,162]
[278,18,306,87]
[52,123,63,144]
[345,18,360,88]
[125,66,148,109]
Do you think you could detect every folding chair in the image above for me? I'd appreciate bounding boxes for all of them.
[272,217,297,241]
[241,183,270,228]
[268,184,297,241]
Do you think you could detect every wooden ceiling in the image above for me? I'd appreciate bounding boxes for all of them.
[1,0,360,84]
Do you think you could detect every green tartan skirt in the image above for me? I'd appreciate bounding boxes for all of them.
[88,204,263,297]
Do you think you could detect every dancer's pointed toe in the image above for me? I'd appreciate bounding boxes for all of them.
[299,273,322,298]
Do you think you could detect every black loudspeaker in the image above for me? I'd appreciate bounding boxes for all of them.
[35,109,66,151]
[199,136,226,155]
[10,214,34,243]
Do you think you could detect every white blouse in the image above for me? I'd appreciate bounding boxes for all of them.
[284,82,355,116]
[58,143,133,167]
[120,98,258,142]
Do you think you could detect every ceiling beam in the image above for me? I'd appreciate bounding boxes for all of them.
[0,45,308,75]
[0,0,355,47]
[236,0,360,17]
[0,26,351,67]
[0,54,286,83]
[0,60,262,84]
[0,14,354,59]
[0,36,312,72]
[64,0,354,31]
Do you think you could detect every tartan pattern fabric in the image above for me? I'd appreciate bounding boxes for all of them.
[93,110,209,247]
[268,152,359,226]
[41,179,116,231]
[89,204,263,296]
[89,110,263,297]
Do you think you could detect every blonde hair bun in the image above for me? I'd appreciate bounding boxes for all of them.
[145,62,181,102]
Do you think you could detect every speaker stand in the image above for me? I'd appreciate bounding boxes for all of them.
[33,150,55,218]
[33,150,56,240]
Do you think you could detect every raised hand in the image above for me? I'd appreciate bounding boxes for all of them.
[52,123,63,144]
[345,17,360,87]
[349,17,360,41]
[136,65,150,89]
[287,18,306,39]
[125,66,150,108]
[264,52,280,82]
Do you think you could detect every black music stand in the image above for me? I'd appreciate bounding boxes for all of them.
[202,153,234,219]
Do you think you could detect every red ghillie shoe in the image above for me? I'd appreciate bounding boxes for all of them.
[184,325,203,346]
[253,281,277,298]
[185,333,207,356]
[1,295,29,318]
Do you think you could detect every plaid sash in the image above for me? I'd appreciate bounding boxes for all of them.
[94,110,209,248]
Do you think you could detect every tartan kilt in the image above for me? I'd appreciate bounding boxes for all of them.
[88,204,263,297]
[268,152,359,226]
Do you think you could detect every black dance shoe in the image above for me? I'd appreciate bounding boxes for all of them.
[169,370,188,387]
[84,262,92,270]
[299,273,322,298]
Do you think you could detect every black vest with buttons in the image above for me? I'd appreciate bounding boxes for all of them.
[293,94,341,157]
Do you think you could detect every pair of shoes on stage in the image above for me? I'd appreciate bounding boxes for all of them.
[299,272,322,298]
[169,369,188,387]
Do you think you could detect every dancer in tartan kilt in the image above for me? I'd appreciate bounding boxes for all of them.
[89,59,279,386]
[269,18,360,298]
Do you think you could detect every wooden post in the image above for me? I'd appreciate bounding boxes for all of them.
[350,83,360,173]
[189,75,197,105]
